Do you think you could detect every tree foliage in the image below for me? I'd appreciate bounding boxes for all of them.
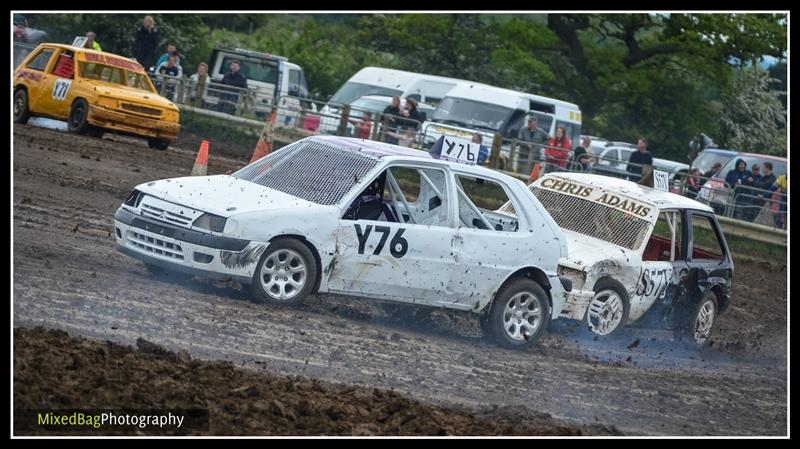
[24,13,787,160]
[718,66,786,156]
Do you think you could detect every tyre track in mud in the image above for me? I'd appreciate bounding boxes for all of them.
[13,123,787,436]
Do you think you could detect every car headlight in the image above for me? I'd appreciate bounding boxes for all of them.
[193,213,227,233]
[96,96,118,109]
[124,189,144,208]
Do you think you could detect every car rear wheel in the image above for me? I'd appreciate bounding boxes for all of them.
[147,138,170,151]
[675,291,718,347]
[67,99,90,134]
[250,239,317,306]
[485,278,550,350]
[586,280,630,336]
[14,89,31,124]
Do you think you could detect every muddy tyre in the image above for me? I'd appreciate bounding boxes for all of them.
[87,126,105,138]
[14,89,31,124]
[250,239,317,306]
[675,291,718,347]
[585,279,630,337]
[485,278,550,350]
[148,138,170,151]
[68,98,91,134]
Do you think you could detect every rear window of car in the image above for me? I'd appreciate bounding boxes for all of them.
[233,139,380,206]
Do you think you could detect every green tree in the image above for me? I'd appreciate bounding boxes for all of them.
[718,65,786,156]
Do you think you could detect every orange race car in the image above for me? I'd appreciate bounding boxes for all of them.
[14,43,180,150]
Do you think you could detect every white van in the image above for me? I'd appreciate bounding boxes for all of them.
[318,67,467,134]
[208,47,311,124]
[420,82,582,170]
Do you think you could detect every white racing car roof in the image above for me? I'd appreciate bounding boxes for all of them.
[537,172,713,216]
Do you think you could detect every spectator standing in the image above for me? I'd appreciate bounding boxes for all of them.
[155,55,181,77]
[220,60,248,115]
[748,162,777,221]
[571,136,590,170]
[400,97,424,131]
[686,168,702,199]
[517,116,549,172]
[84,32,101,51]
[134,16,159,71]
[188,63,210,107]
[381,96,402,145]
[349,111,373,140]
[626,138,653,178]
[472,133,490,166]
[155,55,181,101]
[545,126,572,171]
[156,43,183,69]
[702,162,722,185]
[688,132,715,163]
[763,174,787,229]
[724,159,754,220]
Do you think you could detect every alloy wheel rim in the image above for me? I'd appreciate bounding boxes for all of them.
[502,291,543,341]
[587,289,624,335]
[259,248,307,301]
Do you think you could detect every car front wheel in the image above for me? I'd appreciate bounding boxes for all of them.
[586,280,630,336]
[250,239,317,306]
[68,99,90,134]
[485,278,550,350]
[14,89,31,124]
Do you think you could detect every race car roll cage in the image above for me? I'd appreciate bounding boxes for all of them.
[345,164,500,232]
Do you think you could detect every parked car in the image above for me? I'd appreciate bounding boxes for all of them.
[697,152,788,215]
[506,172,734,345]
[691,148,738,179]
[113,135,573,350]
[13,43,180,150]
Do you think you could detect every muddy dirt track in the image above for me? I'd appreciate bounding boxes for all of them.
[13,123,788,436]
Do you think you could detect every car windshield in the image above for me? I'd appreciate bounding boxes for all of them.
[431,97,513,132]
[501,187,652,250]
[717,155,787,179]
[78,62,155,92]
[692,151,734,175]
[329,82,403,106]
[232,139,380,206]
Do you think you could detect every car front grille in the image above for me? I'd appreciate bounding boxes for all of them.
[126,230,184,260]
[120,103,163,117]
[140,203,193,227]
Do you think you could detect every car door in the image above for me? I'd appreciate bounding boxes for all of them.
[44,49,77,118]
[448,172,550,306]
[684,211,733,304]
[634,209,689,325]
[21,46,57,113]
[328,162,459,303]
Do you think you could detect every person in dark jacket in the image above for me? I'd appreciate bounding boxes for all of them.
[724,159,753,220]
[626,138,653,178]
[218,60,248,115]
[381,96,402,145]
[134,16,159,71]
[747,162,777,221]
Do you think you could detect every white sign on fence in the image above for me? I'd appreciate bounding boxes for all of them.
[653,170,670,192]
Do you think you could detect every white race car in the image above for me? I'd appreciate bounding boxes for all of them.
[510,173,734,346]
[114,136,573,349]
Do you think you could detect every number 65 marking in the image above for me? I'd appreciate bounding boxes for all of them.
[354,224,408,258]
